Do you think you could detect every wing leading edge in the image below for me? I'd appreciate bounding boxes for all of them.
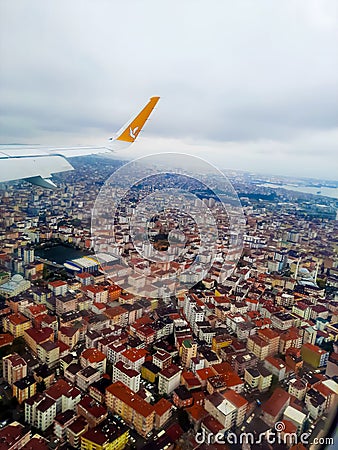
[0,96,160,188]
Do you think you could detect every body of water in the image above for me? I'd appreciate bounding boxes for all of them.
[258,183,338,200]
[36,245,89,264]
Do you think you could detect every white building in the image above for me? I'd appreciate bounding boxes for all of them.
[0,274,30,299]
[283,406,307,434]
[158,364,182,395]
[25,394,57,431]
[113,361,140,392]
[204,392,237,431]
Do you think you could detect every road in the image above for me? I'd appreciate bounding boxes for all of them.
[36,257,64,269]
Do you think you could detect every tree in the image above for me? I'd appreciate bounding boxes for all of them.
[43,265,51,280]
[316,278,326,289]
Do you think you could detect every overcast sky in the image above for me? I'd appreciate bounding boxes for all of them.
[1,0,337,180]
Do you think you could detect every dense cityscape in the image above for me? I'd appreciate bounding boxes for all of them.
[0,156,337,450]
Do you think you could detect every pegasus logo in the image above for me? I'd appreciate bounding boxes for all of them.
[129,126,139,140]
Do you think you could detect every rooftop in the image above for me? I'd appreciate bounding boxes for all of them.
[81,348,106,363]
[106,381,154,417]
[262,387,290,418]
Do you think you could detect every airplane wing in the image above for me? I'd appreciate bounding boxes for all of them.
[0,96,160,189]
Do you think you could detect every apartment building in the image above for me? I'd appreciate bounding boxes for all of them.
[153,398,172,429]
[2,353,27,385]
[37,341,60,368]
[48,280,68,296]
[112,360,140,392]
[77,367,101,391]
[261,388,290,427]
[244,365,273,392]
[58,326,80,349]
[257,328,280,356]
[80,419,129,450]
[77,395,108,428]
[247,335,269,360]
[264,356,286,381]
[153,349,172,370]
[301,343,329,368]
[158,364,182,395]
[231,352,257,376]
[288,378,307,401]
[106,381,155,438]
[3,313,31,338]
[25,393,57,431]
[66,416,89,449]
[180,340,197,368]
[0,421,31,449]
[13,376,37,404]
[80,348,107,375]
[223,389,248,426]
[204,392,237,431]
[24,327,54,354]
[120,348,147,371]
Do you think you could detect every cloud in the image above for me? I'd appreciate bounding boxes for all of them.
[0,0,337,179]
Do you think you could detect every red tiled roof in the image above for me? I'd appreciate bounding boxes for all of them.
[0,333,14,348]
[262,387,290,418]
[106,381,154,417]
[27,304,46,315]
[67,416,88,434]
[153,349,171,361]
[104,306,128,318]
[153,398,172,416]
[187,403,208,421]
[121,348,147,362]
[0,422,29,450]
[25,327,53,343]
[302,343,327,355]
[46,379,72,400]
[160,364,181,379]
[258,328,280,340]
[59,326,78,337]
[202,414,224,433]
[21,437,49,450]
[92,302,106,310]
[81,348,106,363]
[165,423,184,442]
[76,272,92,279]
[212,362,232,375]
[8,313,30,325]
[223,389,248,408]
[281,419,297,435]
[55,340,70,353]
[181,371,201,389]
[196,367,217,381]
[265,356,286,370]
[115,361,139,378]
[48,280,67,287]
[79,395,107,418]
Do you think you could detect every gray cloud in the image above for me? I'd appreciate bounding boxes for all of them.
[0,0,337,179]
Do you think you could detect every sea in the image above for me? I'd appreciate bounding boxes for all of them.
[258,183,338,200]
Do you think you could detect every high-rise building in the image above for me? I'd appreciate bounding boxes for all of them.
[181,339,197,368]
[2,353,27,385]
[301,343,329,368]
